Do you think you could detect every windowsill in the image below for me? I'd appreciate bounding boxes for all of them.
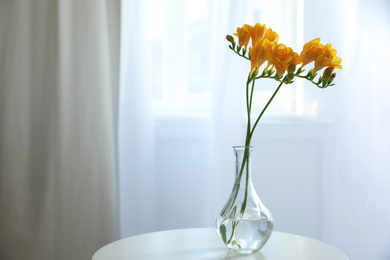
[154,112,335,126]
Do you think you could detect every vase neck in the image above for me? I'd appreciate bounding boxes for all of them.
[233,146,253,179]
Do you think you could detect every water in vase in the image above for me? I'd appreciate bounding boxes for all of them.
[216,211,273,254]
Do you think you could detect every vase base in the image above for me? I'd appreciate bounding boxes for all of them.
[229,248,260,254]
[217,215,273,254]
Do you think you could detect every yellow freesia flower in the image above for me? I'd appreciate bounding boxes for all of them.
[249,39,273,73]
[230,23,342,82]
[233,25,251,50]
[298,39,342,72]
[269,44,300,76]
[263,28,279,43]
[298,38,324,67]
[233,23,279,55]
[247,23,266,47]
[314,44,342,72]
[243,24,280,73]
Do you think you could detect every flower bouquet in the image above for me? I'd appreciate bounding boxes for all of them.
[216,23,342,254]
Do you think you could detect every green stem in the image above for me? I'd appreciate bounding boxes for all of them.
[229,45,251,61]
[295,74,334,89]
[240,81,284,215]
[241,76,255,213]
[249,79,256,109]
[248,81,284,144]
[229,77,252,215]
[238,149,249,215]
[246,79,256,146]
[245,77,252,146]
[241,153,250,215]
[227,220,239,244]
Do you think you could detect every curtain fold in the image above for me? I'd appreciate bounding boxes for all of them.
[118,0,156,238]
[0,1,120,259]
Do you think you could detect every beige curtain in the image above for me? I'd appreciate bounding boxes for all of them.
[0,1,119,259]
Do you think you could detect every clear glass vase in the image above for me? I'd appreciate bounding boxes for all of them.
[216,146,273,254]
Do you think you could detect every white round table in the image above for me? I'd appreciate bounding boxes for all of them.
[93,228,348,260]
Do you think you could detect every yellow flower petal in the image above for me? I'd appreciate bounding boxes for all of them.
[247,23,266,47]
[298,38,324,67]
[234,26,251,49]
[269,43,299,76]
[263,28,279,43]
[313,44,342,72]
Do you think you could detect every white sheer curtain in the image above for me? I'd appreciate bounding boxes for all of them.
[0,1,119,259]
[118,0,156,238]
[318,0,390,259]
[120,1,390,260]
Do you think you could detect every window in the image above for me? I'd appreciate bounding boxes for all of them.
[149,0,308,117]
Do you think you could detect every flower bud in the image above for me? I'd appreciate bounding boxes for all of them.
[226,35,235,44]
[329,73,336,84]
[288,63,296,73]
[287,72,295,82]
[323,67,335,81]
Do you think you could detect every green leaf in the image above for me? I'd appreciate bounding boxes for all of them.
[240,199,247,215]
[296,67,305,75]
[219,224,227,244]
[318,76,323,84]
[232,240,242,249]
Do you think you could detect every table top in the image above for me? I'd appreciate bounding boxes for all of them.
[93,228,348,260]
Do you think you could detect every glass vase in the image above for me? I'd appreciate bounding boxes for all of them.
[216,146,273,254]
